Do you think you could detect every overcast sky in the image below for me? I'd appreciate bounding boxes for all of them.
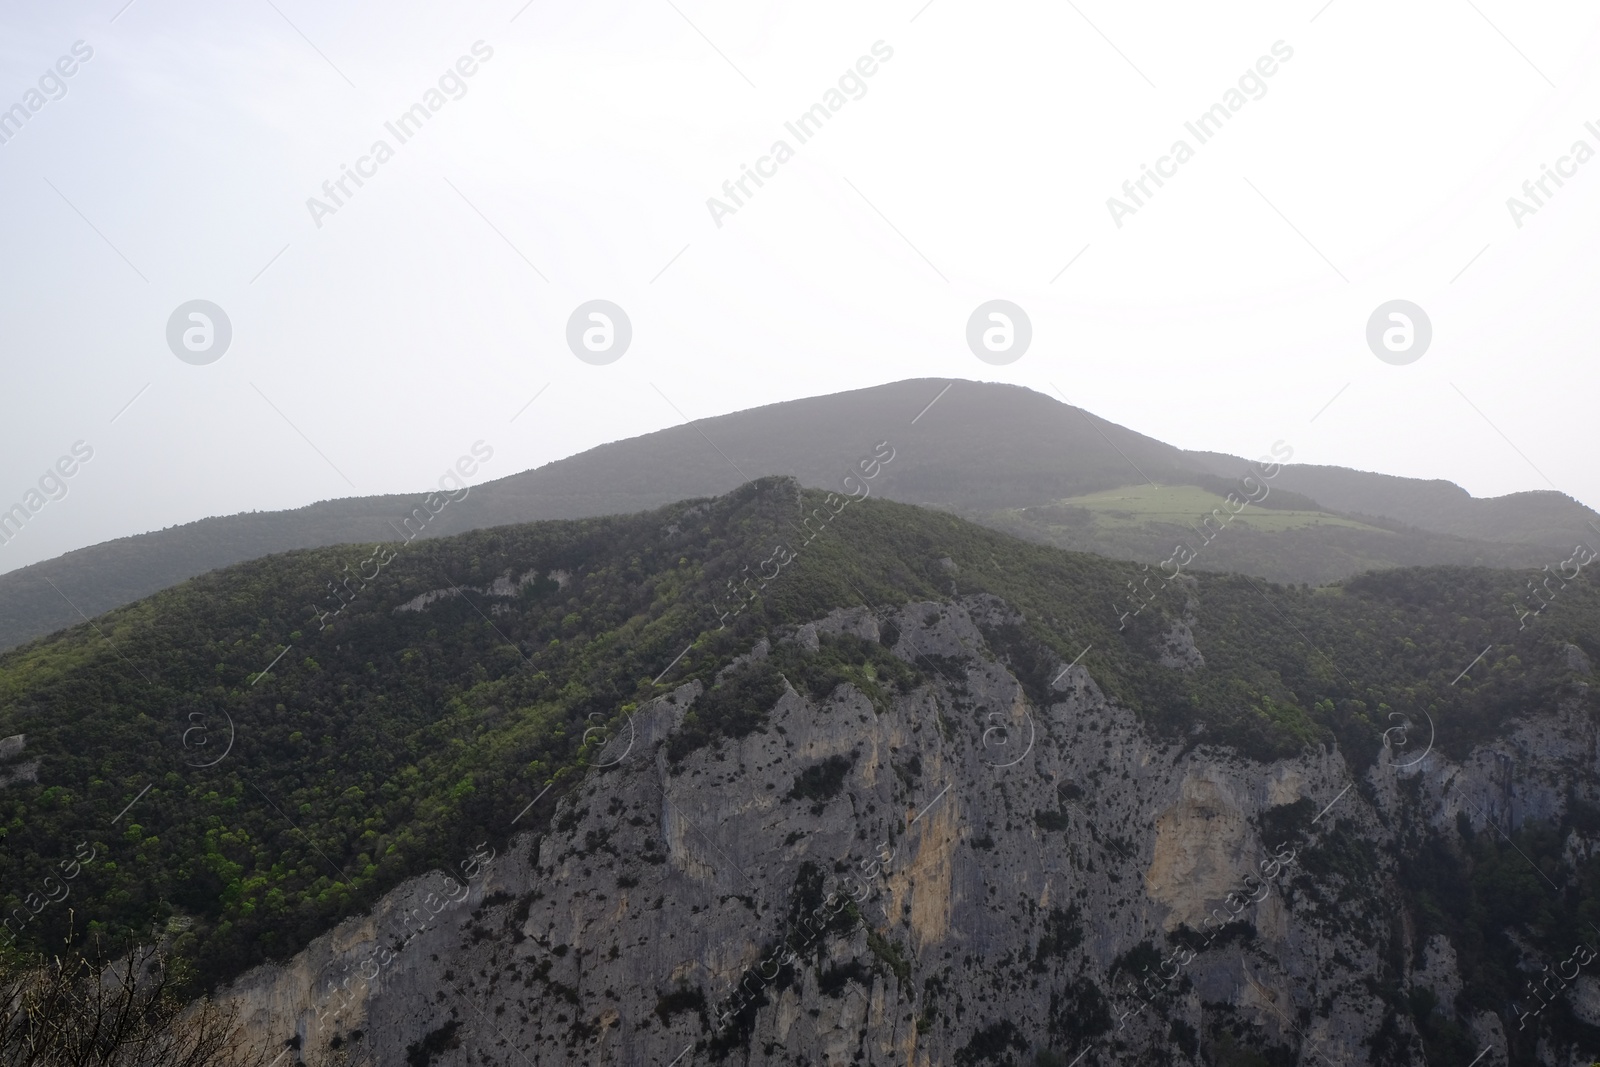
[1,0,1597,575]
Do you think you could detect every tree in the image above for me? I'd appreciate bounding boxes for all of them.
[0,936,274,1066]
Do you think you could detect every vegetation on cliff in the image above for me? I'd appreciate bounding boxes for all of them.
[0,475,1594,1032]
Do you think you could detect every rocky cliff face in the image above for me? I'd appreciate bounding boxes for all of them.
[218,594,1600,1067]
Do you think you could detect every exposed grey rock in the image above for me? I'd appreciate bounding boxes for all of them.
[716,638,769,682]
[217,594,1600,1067]
[393,587,459,613]
[815,606,880,644]
[1157,616,1205,672]
[396,569,544,612]
[0,759,37,788]
[960,592,1023,631]
[1416,933,1463,1008]
[790,623,820,653]
[1570,975,1600,1027]
[1471,1010,1509,1063]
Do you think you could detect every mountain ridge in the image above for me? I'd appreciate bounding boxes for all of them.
[0,379,1592,653]
[1,478,1595,1063]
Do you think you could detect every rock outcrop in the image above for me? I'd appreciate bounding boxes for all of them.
[217,593,1600,1066]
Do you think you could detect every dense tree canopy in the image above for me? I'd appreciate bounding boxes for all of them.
[0,477,1593,1012]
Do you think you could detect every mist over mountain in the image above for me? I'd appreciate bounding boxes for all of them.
[1,380,1592,654]
[8,1,1598,1062]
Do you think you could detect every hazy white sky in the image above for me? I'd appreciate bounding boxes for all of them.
[2,0,1598,574]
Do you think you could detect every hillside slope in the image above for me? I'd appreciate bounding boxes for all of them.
[1,480,1599,1064]
[2,380,1592,653]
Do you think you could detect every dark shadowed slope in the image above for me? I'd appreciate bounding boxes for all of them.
[0,379,1592,651]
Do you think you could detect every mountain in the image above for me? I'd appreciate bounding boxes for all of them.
[1260,462,1599,545]
[1,379,1593,653]
[2,479,1599,1064]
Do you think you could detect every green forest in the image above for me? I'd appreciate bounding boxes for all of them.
[0,474,1595,1025]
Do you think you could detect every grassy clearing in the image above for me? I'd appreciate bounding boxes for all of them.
[1037,483,1385,534]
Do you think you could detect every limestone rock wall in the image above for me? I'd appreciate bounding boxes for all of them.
[217,595,1600,1067]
